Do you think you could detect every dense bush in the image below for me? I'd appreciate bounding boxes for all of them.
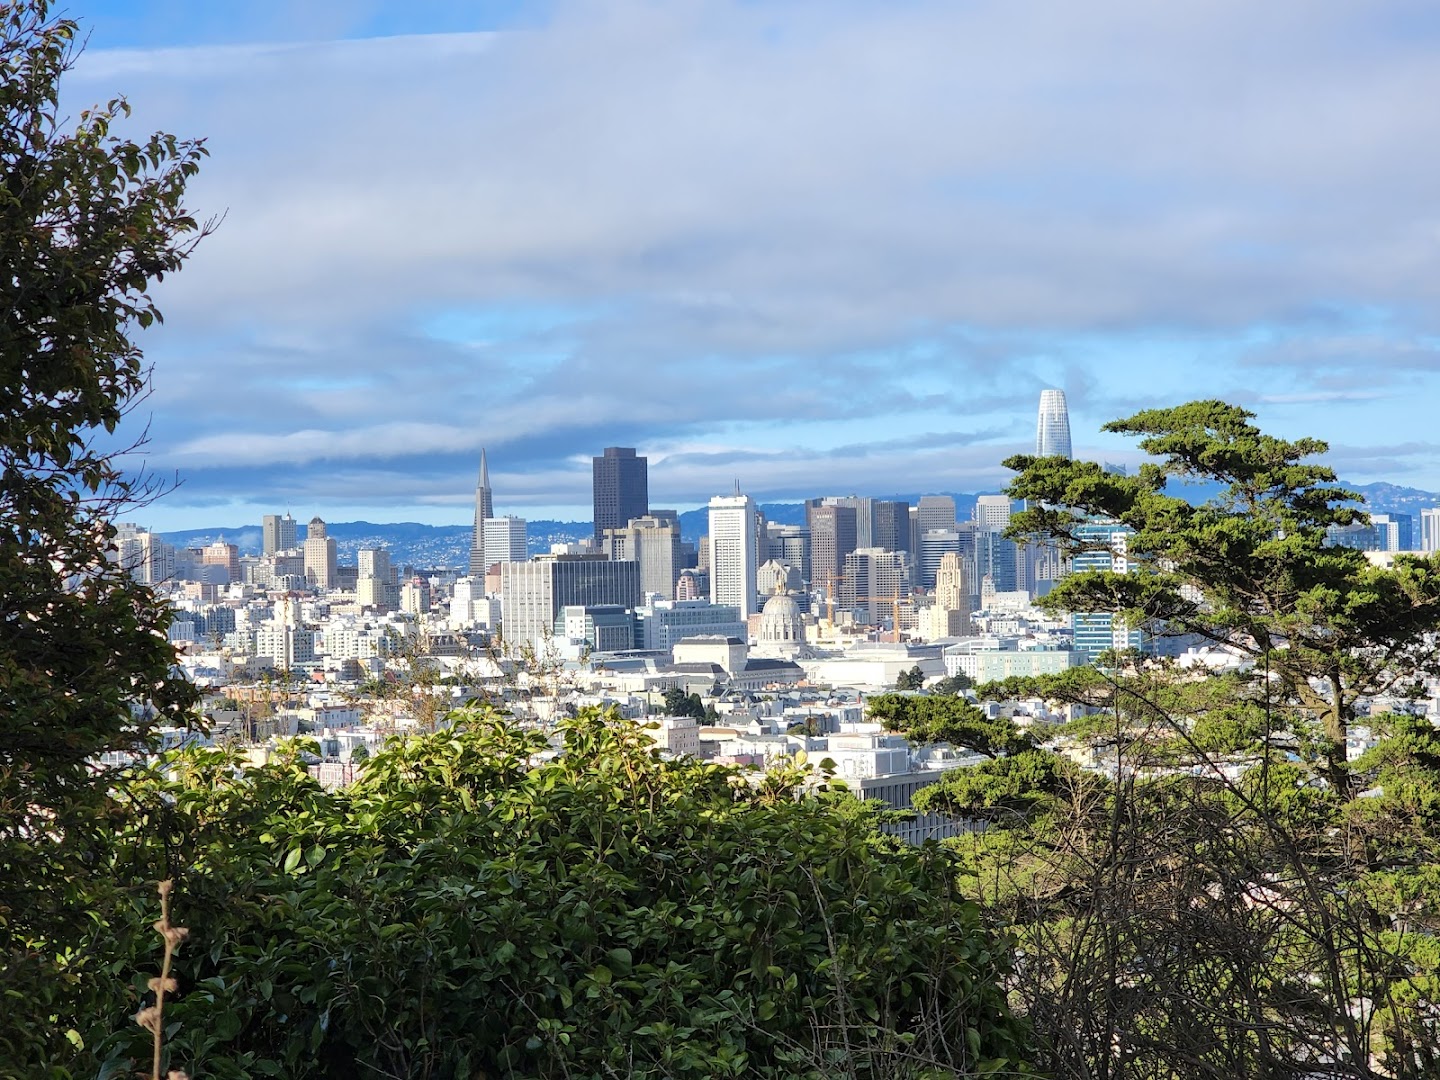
[57,707,1035,1079]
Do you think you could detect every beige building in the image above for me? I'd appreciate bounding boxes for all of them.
[303,517,337,591]
[201,540,240,583]
[928,550,971,638]
[645,715,702,757]
[603,514,682,599]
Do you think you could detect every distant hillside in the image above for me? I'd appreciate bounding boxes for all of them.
[161,520,592,570]
[1156,479,1435,517]
[159,480,1437,569]
[1351,482,1439,516]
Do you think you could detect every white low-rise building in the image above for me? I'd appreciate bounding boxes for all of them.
[644,715,702,757]
[944,638,1080,682]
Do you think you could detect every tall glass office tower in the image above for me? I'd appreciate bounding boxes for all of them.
[1036,389,1073,459]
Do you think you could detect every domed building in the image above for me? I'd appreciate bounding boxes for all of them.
[754,582,809,658]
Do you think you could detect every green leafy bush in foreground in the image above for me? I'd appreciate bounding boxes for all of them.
[64,706,1034,1079]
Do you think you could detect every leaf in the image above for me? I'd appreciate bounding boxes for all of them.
[214,1009,242,1040]
[605,947,633,974]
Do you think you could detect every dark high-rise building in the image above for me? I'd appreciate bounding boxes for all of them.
[871,500,911,553]
[469,448,494,577]
[592,447,648,542]
[808,502,857,599]
[766,523,811,583]
[848,497,872,549]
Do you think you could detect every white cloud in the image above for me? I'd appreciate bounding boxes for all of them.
[63,0,1440,519]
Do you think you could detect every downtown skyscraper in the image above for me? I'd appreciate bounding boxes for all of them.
[709,490,759,618]
[1036,389,1073,459]
[807,501,858,600]
[592,447,648,542]
[261,512,296,555]
[469,449,494,577]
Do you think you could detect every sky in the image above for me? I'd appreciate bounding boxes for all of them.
[55,0,1440,529]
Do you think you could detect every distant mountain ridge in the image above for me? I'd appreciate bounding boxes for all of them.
[160,482,1437,570]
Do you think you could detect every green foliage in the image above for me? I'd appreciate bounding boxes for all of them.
[41,707,1035,1079]
[0,2,207,1062]
[662,685,709,721]
[894,665,927,691]
[871,402,1440,1078]
[867,693,1034,759]
[786,714,826,737]
[929,672,973,695]
[913,750,1079,825]
[975,668,1113,710]
[1005,400,1440,785]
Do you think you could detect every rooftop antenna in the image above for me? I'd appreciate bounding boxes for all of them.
[733,478,741,496]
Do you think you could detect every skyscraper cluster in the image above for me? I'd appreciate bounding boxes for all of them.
[146,390,1098,660]
[488,444,693,651]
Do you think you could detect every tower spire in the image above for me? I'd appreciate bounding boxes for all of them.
[470,448,494,577]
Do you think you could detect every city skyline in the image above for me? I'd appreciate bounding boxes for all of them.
[60,1,1440,530]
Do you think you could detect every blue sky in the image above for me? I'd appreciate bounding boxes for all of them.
[58,0,1440,528]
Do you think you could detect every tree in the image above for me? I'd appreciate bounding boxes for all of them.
[1006,399,1440,793]
[867,692,1034,759]
[931,671,973,695]
[0,0,208,1043]
[875,402,1440,1078]
[787,714,826,737]
[662,685,708,720]
[894,664,926,691]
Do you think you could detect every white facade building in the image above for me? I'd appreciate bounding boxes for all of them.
[708,492,759,619]
[114,523,176,585]
[450,577,478,628]
[641,599,747,651]
[1421,507,1440,553]
[973,495,1012,530]
[484,516,528,568]
[1036,388,1073,459]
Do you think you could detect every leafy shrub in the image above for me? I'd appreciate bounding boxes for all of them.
[78,706,1034,1079]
